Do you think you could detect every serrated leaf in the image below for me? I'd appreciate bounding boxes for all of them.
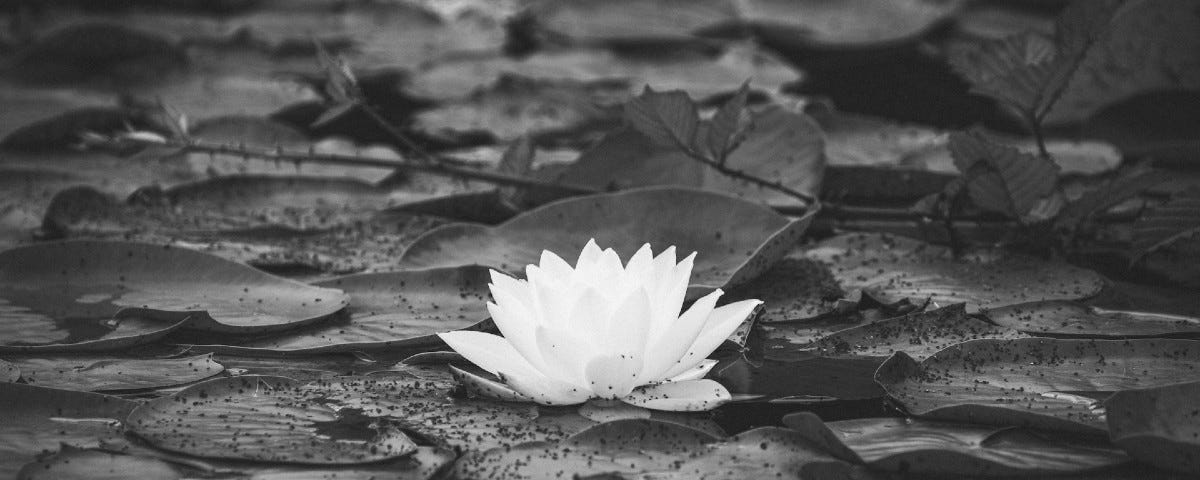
[949,131,1059,218]
[1057,165,1172,229]
[950,31,1059,114]
[624,87,700,150]
[1132,188,1200,261]
[705,81,750,159]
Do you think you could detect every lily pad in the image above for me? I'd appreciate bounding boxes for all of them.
[126,375,419,464]
[453,418,721,479]
[723,257,844,323]
[0,382,135,478]
[875,338,1200,433]
[783,412,1129,476]
[813,304,1028,361]
[645,427,862,480]
[16,446,182,480]
[984,301,1200,338]
[526,0,734,45]
[805,233,1106,313]
[397,187,815,297]
[194,267,492,354]
[1106,381,1200,474]
[738,0,965,47]
[0,240,350,345]
[6,353,223,391]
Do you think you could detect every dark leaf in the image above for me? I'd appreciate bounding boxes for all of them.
[1106,381,1200,474]
[1132,188,1200,261]
[624,87,701,151]
[949,131,1059,218]
[704,81,750,159]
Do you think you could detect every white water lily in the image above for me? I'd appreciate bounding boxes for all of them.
[437,239,762,411]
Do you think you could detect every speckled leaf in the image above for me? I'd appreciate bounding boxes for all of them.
[783,412,1129,476]
[194,267,492,354]
[7,353,223,391]
[814,304,1028,361]
[875,338,1200,433]
[723,257,844,323]
[398,187,815,297]
[805,233,1105,313]
[0,382,135,478]
[985,301,1200,338]
[127,375,418,464]
[1106,381,1200,473]
[0,240,349,345]
[641,427,863,480]
[453,419,721,480]
[16,447,182,480]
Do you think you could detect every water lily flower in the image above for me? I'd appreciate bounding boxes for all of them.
[438,239,762,411]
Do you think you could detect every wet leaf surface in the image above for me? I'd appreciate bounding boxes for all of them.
[723,257,844,323]
[984,301,1200,338]
[0,382,135,478]
[0,240,350,347]
[740,0,964,47]
[644,426,864,480]
[398,187,815,296]
[16,446,183,480]
[783,412,1129,476]
[1105,381,1200,474]
[127,375,419,464]
[806,233,1106,312]
[813,304,1028,361]
[876,338,1200,433]
[193,267,492,354]
[6,353,223,392]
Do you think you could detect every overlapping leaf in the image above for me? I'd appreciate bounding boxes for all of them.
[985,300,1200,338]
[1106,381,1200,473]
[194,267,492,354]
[949,131,1060,218]
[784,412,1129,476]
[813,304,1028,360]
[875,338,1200,432]
[0,383,135,478]
[0,240,349,351]
[397,187,815,296]
[5,354,223,391]
[805,233,1105,312]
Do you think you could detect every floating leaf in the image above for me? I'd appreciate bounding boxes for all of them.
[526,0,734,44]
[127,375,419,464]
[738,0,965,47]
[783,412,1129,476]
[875,338,1200,433]
[398,187,815,296]
[1132,188,1200,261]
[723,257,843,324]
[949,131,1060,218]
[0,240,349,347]
[646,427,861,480]
[6,353,223,392]
[17,446,182,480]
[814,304,1028,361]
[985,301,1200,338]
[1106,381,1200,474]
[805,233,1105,312]
[0,382,135,478]
[453,419,720,479]
[194,267,492,354]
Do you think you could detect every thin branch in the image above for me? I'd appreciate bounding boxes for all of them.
[673,145,817,206]
[101,136,604,196]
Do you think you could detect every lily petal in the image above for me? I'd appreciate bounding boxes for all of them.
[502,369,592,406]
[584,354,643,400]
[575,239,604,271]
[565,286,612,339]
[538,249,575,279]
[526,265,571,327]
[660,299,761,380]
[621,379,732,412]
[485,301,550,374]
[489,269,532,312]
[640,288,723,383]
[437,331,543,379]
[449,365,530,402]
[534,325,595,385]
[606,287,652,354]
[649,252,695,339]
[665,359,719,383]
[624,243,655,279]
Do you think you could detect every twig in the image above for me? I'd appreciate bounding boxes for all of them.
[106,136,604,196]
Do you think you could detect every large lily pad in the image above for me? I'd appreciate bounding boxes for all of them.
[875,338,1200,433]
[805,233,1106,312]
[397,187,814,296]
[722,256,843,323]
[16,446,183,480]
[813,304,1028,361]
[738,0,964,47]
[984,301,1200,338]
[0,240,350,347]
[0,382,136,478]
[194,267,492,354]
[127,375,419,464]
[1106,381,1200,474]
[783,412,1128,476]
[6,353,223,391]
